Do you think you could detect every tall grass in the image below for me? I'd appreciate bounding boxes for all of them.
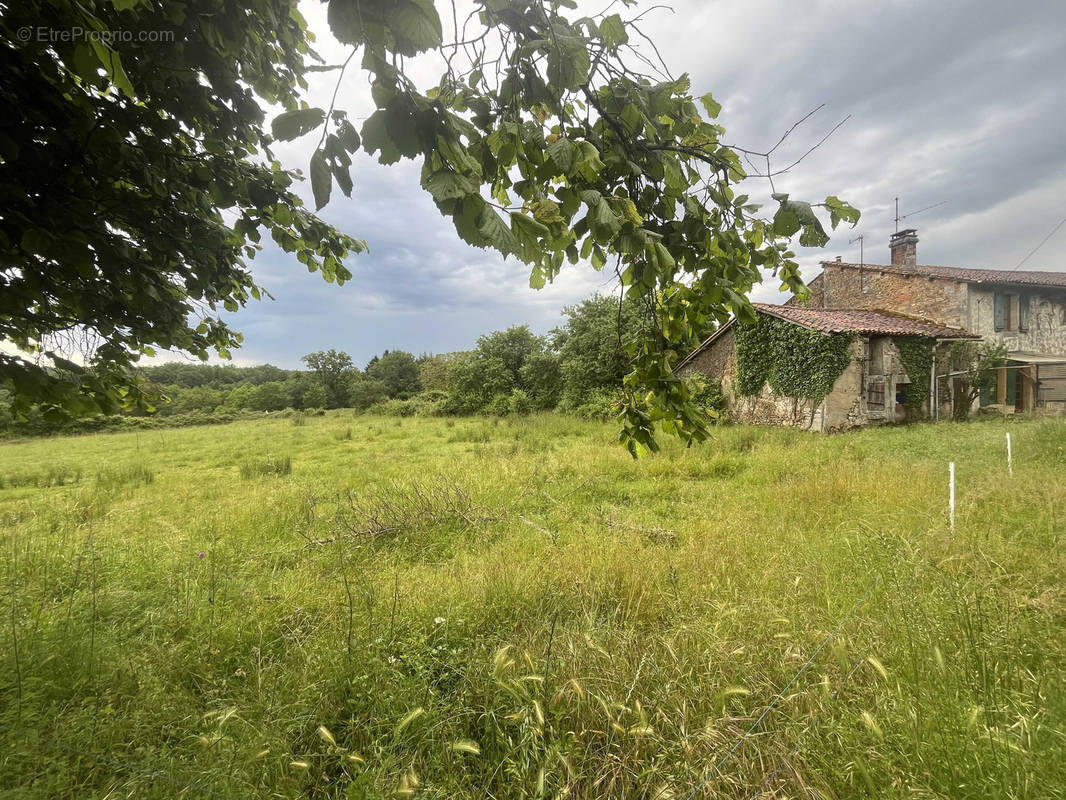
[239,454,292,479]
[0,414,1063,798]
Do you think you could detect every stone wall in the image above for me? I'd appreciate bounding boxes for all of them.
[967,286,1066,356]
[682,326,867,432]
[796,263,969,328]
[817,337,866,430]
[683,327,734,381]
[681,322,966,429]
[800,265,1066,358]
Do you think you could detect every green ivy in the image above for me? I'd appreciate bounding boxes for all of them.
[894,337,935,415]
[734,315,853,402]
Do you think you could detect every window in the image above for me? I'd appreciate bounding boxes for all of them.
[1019,295,1030,332]
[994,292,1009,331]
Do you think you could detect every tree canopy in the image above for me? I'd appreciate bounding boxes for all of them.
[1,0,858,453]
[302,349,357,408]
[366,350,422,398]
[0,0,363,420]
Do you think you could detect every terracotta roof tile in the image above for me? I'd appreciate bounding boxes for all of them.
[821,261,1066,288]
[677,303,979,370]
[752,303,980,338]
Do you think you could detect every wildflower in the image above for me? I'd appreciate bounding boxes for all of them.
[198,551,205,559]
[434,617,446,625]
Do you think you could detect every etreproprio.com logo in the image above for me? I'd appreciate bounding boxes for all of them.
[17,26,175,44]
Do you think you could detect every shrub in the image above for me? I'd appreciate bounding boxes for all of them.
[486,393,512,417]
[690,376,727,421]
[364,395,445,418]
[446,354,514,414]
[349,376,389,410]
[571,388,622,421]
[507,389,534,415]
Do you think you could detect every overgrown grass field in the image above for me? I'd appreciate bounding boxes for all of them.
[1,414,1064,798]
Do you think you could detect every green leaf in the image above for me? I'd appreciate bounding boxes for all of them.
[361,110,401,164]
[546,137,573,174]
[574,141,606,181]
[798,217,830,248]
[337,119,361,152]
[699,92,722,119]
[477,206,520,256]
[272,108,326,141]
[529,265,546,289]
[532,200,563,223]
[71,44,101,83]
[511,211,550,243]
[589,199,620,243]
[388,0,443,56]
[423,170,476,201]
[547,38,590,91]
[89,39,134,96]
[332,161,353,197]
[772,207,800,238]
[310,149,331,210]
[20,228,52,256]
[824,195,861,229]
[599,14,628,48]
[645,240,675,271]
[327,0,367,44]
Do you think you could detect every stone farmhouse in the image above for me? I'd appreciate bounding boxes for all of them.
[680,229,1066,430]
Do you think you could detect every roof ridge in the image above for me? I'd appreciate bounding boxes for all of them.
[820,260,1066,276]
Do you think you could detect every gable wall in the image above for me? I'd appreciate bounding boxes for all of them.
[682,326,868,431]
[797,264,969,328]
[682,327,735,382]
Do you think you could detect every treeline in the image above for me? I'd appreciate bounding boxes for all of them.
[2,294,684,434]
[147,294,645,419]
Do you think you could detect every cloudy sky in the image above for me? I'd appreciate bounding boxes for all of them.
[220,0,1066,369]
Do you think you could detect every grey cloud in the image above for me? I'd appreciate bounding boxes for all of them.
[223,0,1066,364]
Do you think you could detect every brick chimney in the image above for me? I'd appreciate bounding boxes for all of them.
[889,228,918,269]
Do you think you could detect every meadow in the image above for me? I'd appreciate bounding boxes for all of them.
[1,413,1064,799]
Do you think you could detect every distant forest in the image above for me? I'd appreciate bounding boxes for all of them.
[1,295,720,435]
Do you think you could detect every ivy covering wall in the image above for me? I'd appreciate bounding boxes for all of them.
[893,336,935,415]
[734,315,854,401]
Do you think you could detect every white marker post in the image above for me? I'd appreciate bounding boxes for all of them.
[1006,432,1013,476]
[949,462,956,533]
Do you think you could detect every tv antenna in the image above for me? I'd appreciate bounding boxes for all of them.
[849,234,864,265]
[894,197,948,231]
